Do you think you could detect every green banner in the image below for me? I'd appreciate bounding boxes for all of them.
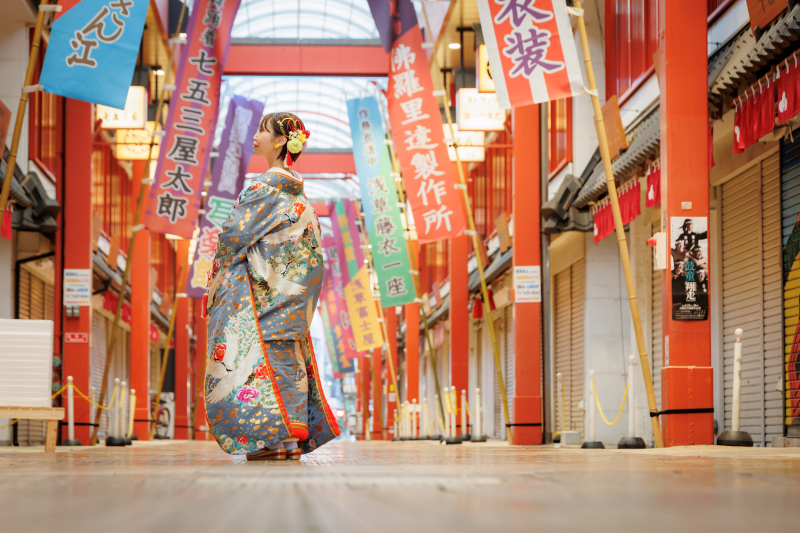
[365,145,415,307]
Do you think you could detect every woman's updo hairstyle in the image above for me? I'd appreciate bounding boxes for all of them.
[258,112,310,167]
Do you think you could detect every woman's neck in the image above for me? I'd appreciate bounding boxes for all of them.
[266,154,288,171]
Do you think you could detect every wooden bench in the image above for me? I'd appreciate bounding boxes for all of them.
[0,407,65,452]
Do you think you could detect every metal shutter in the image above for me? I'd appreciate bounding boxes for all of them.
[651,219,663,412]
[492,313,505,438]
[18,270,31,319]
[92,314,109,436]
[553,258,585,437]
[721,153,783,446]
[781,135,800,436]
[504,304,515,427]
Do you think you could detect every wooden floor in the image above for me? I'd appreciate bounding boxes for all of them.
[1,439,799,532]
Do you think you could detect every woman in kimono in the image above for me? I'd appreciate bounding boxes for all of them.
[203,112,340,460]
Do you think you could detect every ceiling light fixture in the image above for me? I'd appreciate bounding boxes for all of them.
[448,43,461,50]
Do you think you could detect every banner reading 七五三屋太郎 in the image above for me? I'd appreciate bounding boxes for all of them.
[347,97,415,308]
[365,0,466,244]
[186,95,263,299]
[476,0,584,108]
[39,0,149,109]
[344,266,384,352]
[144,0,242,239]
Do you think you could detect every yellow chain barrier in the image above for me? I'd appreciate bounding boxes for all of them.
[591,379,628,426]
[0,419,18,431]
[464,397,474,418]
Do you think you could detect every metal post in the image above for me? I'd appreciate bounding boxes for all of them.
[61,376,81,446]
[582,371,604,449]
[472,388,486,442]
[718,328,753,446]
[619,356,646,448]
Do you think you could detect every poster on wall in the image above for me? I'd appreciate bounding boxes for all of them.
[671,217,709,321]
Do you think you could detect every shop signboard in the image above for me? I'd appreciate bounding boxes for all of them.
[96,86,147,130]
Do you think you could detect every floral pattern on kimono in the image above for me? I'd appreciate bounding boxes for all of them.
[204,168,340,455]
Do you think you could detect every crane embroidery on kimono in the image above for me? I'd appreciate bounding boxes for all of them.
[260,202,322,251]
[248,248,308,296]
[207,333,262,404]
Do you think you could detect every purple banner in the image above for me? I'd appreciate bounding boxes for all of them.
[323,236,360,360]
[186,95,264,298]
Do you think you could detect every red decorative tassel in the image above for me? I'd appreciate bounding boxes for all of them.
[1,204,12,241]
[286,152,293,167]
[201,295,208,319]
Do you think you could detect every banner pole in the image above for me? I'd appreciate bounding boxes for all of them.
[572,1,663,447]
[375,91,448,425]
[91,2,189,445]
[0,0,49,235]
[150,262,187,439]
[419,4,512,444]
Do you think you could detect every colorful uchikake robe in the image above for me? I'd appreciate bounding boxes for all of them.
[204,168,340,455]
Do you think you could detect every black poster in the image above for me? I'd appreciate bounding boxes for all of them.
[671,216,709,320]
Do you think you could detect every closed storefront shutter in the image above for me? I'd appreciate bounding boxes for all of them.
[780,135,800,437]
[553,258,585,437]
[15,266,53,445]
[92,315,109,436]
[504,304,515,427]
[651,219,663,412]
[721,153,783,446]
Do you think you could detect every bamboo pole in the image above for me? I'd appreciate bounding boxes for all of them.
[0,0,49,235]
[419,4,512,444]
[374,90,447,424]
[150,263,186,439]
[91,2,189,445]
[573,0,663,447]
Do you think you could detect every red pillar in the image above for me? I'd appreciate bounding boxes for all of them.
[174,241,191,439]
[449,235,469,435]
[359,354,370,438]
[385,308,399,436]
[193,298,207,439]
[130,161,151,440]
[406,240,420,404]
[511,104,543,445]
[659,0,713,446]
[61,100,94,445]
[371,347,383,440]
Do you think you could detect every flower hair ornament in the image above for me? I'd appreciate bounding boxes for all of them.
[278,117,310,167]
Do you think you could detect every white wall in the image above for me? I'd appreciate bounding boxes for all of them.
[583,232,632,445]
[0,0,35,446]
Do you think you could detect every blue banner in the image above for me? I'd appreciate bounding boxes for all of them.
[40,0,148,109]
[347,97,385,230]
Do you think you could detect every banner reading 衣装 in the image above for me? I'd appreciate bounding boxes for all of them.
[186,95,263,299]
[476,0,584,108]
[144,0,242,239]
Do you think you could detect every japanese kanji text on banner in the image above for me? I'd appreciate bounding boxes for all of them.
[144,0,242,239]
[323,236,360,361]
[366,0,466,244]
[476,0,584,108]
[344,267,385,351]
[186,95,263,299]
[347,97,416,308]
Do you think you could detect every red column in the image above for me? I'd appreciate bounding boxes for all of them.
[449,235,469,435]
[511,104,542,445]
[193,298,207,439]
[359,354,370,438]
[371,347,383,440]
[406,240,420,404]
[61,100,94,445]
[659,0,713,446]
[130,161,151,440]
[174,241,191,439]
[385,308,399,436]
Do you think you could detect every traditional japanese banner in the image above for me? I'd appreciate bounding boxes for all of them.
[324,236,360,361]
[645,163,661,208]
[344,267,385,351]
[329,199,364,283]
[320,305,342,379]
[185,95,263,298]
[366,0,466,244]
[476,0,584,108]
[347,98,415,307]
[321,259,354,375]
[144,0,241,239]
[40,0,149,109]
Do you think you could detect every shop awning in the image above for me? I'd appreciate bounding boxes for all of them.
[573,106,661,208]
[1,148,60,234]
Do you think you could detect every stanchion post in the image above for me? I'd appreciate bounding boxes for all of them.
[106,379,125,446]
[412,399,418,440]
[444,386,462,444]
[120,381,132,445]
[128,389,137,440]
[471,388,486,442]
[392,408,399,441]
[61,376,81,446]
[582,371,604,449]
[718,329,753,446]
[619,356,646,449]
[459,389,470,441]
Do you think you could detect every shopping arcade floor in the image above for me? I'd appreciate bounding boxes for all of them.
[1,439,799,532]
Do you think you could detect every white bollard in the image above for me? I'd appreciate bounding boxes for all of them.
[589,371,596,442]
[393,408,398,440]
[128,388,136,439]
[472,388,486,442]
[106,378,125,446]
[120,381,128,443]
[450,387,458,438]
[422,399,430,438]
[412,399,418,439]
[433,394,441,436]
[732,328,743,433]
[461,389,467,438]
[628,356,635,438]
[61,376,80,446]
[89,386,96,431]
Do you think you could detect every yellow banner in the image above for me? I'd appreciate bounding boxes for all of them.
[344,266,384,351]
